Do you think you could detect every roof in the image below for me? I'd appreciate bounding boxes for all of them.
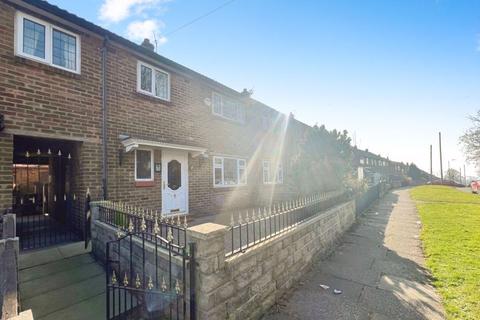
[11,0,246,98]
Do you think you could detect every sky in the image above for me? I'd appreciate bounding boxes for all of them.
[48,0,480,177]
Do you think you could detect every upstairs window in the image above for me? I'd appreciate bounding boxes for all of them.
[212,92,245,123]
[213,156,247,187]
[15,12,80,73]
[137,61,170,101]
[263,160,283,184]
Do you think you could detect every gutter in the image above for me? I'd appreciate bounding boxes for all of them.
[101,36,109,200]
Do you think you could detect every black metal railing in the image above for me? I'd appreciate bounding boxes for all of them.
[97,201,187,252]
[355,183,382,215]
[225,190,348,257]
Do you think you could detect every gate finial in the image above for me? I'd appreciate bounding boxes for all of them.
[111,270,117,285]
[161,276,167,292]
[153,218,160,235]
[140,215,146,231]
[123,273,129,287]
[147,276,154,290]
[175,279,181,295]
[135,274,141,288]
[128,219,134,233]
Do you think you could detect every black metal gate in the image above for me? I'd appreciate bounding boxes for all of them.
[12,136,86,250]
[106,230,196,320]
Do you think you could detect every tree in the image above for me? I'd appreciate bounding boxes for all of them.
[460,111,480,168]
[290,124,353,194]
[408,163,423,181]
[445,168,461,183]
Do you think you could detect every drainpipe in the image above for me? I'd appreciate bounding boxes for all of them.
[101,36,109,200]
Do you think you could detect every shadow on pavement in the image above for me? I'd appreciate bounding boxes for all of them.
[263,189,445,320]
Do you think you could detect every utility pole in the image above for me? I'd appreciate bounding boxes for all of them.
[429,144,433,183]
[439,132,443,184]
[459,167,462,185]
[464,164,466,185]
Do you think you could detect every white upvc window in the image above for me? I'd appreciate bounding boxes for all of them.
[213,156,247,187]
[135,149,154,181]
[15,12,81,73]
[359,158,365,165]
[137,61,170,101]
[262,160,283,184]
[212,92,246,123]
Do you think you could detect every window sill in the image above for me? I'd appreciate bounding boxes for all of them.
[213,184,247,189]
[135,181,155,187]
[211,113,245,126]
[14,56,81,79]
[134,91,173,106]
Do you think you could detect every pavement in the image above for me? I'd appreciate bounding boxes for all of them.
[263,188,445,320]
[18,242,106,320]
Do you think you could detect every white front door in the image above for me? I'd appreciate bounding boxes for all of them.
[162,150,188,215]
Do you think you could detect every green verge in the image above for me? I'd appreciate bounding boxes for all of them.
[410,185,480,320]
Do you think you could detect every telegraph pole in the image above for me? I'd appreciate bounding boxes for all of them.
[429,144,433,183]
[439,132,443,184]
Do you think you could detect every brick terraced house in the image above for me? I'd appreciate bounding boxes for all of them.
[0,0,316,237]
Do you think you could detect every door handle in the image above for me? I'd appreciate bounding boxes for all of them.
[163,181,165,190]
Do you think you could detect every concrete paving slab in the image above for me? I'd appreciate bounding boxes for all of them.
[19,244,106,320]
[19,247,63,270]
[20,261,104,300]
[378,275,444,320]
[22,273,105,319]
[19,254,95,283]
[359,286,426,320]
[39,293,105,320]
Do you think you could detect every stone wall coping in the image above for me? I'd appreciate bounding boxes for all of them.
[225,200,354,263]
[188,223,228,240]
[93,220,185,264]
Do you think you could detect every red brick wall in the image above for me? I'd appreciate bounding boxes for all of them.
[0,2,104,212]
[0,1,294,217]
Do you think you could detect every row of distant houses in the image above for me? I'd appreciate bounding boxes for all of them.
[352,148,411,187]
[0,0,411,222]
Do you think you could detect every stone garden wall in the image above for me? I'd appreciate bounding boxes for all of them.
[90,200,356,320]
[189,200,356,320]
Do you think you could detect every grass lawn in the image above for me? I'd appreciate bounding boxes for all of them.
[410,185,480,320]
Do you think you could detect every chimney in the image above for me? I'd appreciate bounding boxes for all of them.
[141,38,155,51]
[241,88,253,97]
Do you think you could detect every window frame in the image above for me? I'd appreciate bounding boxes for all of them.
[134,149,154,182]
[15,11,81,74]
[136,61,171,101]
[213,156,247,187]
[211,92,245,123]
[262,160,284,185]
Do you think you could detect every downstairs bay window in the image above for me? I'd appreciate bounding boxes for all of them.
[213,156,246,187]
